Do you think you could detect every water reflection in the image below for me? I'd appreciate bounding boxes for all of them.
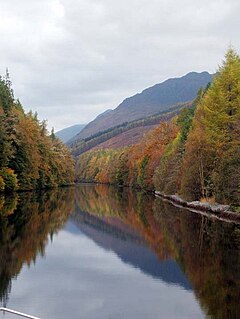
[153,198,240,319]
[0,184,239,319]
[75,185,240,319]
[73,197,191,290]
[0,189,75,307]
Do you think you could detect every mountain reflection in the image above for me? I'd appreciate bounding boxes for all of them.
[0,184,239,319]
[71,207,192,290]
[75,185,240,319]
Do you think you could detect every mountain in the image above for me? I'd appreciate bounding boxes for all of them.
[74,71,212,141]
[95,108,112,119]
[56,124,86,143]
[69,102,191,156]
[91,125,158,151]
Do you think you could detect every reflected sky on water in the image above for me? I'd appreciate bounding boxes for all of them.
[0,185,239,319]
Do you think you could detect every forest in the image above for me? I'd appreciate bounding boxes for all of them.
[1,49,239,210]
[0,72,75,192]
[76,49,240,210]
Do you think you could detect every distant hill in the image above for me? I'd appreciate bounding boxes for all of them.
[92,125,158,151]
[69,102,191,156]
[75,71,212,141]
[56,124,86,143]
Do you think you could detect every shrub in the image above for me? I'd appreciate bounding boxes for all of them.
[0,168,18,192]
[0,176,5,192]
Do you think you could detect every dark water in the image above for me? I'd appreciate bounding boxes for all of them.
[0,185,239,319]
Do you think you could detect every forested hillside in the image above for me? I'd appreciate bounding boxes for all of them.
[76,49,240,210]
[75,71,212,141]
[0,73,74,192]
[69,102,192,156]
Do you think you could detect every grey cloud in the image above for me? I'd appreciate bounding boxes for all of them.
[0,0,239,130]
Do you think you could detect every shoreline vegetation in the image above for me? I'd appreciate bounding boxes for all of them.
[76,182,240,223]
[155,191,240,223]
[75,49,240,213]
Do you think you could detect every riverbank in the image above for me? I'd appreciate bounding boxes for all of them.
[76,181,240,223]
[155,191,240,224]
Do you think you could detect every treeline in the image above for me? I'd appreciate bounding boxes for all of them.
[70,101,191,156]
[75,120,178,187]
[0,72,74,192]
[76,49,240,209]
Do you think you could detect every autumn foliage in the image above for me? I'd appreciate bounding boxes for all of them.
[179,49,240,206]
[0,72,75,192]
[75,120,178,190]
[76,49,240,209]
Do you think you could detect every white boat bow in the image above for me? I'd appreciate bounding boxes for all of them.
[0,307,40,319]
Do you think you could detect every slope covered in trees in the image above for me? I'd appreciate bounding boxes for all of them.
[75,71,212,141]
[75,120,179,188]
[76,49,240,210]
[0,73,74,192]
[91,125,158,150]
[70,101,191,156]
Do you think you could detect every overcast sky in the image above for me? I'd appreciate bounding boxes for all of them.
[0,0,239,131]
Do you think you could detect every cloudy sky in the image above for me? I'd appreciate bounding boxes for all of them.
[0,0,239,131]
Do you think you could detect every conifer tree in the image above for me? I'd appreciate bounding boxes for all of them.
[180,48,240,204]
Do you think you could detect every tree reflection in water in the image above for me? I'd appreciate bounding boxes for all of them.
[0,188,75,306]
[0,184,239,319]
[75,185,240,319]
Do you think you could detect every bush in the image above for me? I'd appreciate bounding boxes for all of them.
[0,176,5,192]
[0,168,18,192]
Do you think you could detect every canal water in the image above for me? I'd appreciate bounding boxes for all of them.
[0,184,239,319]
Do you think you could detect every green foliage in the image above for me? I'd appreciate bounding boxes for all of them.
[154,103,197,194]
[137,156,149,189]
[115,152,129,186]
[176,107,195,146]
[0,71,14,113]
[0,168,18,192]
[154,136,181,194]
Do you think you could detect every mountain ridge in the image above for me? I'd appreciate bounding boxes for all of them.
[69,101,192,156]
[56,124,86,143]
[73,71,212,141]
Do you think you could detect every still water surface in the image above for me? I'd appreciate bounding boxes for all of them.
[0,185,239,319]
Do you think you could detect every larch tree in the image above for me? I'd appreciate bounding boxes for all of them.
[180,48,240,205]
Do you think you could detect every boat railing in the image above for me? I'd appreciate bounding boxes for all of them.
[0,307,40,319]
